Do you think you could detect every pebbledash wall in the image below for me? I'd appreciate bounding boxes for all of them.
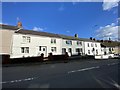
[0,24,102,59]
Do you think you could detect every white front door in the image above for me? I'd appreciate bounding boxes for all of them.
[37,46,47,57]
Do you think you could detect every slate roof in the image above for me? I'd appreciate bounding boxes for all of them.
[0,24,105,42]
[100,41,120,47]
[0,24,19,30]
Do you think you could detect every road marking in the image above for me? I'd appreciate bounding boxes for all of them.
[0,77,37,84]
[68,66,100,74]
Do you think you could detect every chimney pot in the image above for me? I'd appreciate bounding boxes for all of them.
[17,21,22,28]
[75,34,78,38]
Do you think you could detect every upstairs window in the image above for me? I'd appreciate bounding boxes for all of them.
[51,39,56,44]
[91,43,93,47]
[66,40,72,45]
[96,50,98,55]
[95,44,97,47]
[27,37,31,43]
[77,41,82,46]
[22,36,31,43]
[88,43,89,47]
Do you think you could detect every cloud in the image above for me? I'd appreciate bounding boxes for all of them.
[102,0,120,11]
[96,23,119,41]
[33,27,44,31]
[66,30,70,33]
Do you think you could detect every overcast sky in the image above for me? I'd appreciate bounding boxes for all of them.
[2,1,119,40]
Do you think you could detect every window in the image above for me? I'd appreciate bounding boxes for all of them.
[62,48,66,54]
[21,47,29,53]
[80,48,83,52]
[21,47,24,53]
[43,48,46,51]
[95,44,97,47]
[112,48,114,51]
[23,36,26,42]
[68,48,72,53]
[27,37,31,43]
[22,36,31,43]
[66,40,72,45]
[51,47,56,52]
[39,46,41,51]
[88,50,90,54]
[76,48,80,52]
[92,48,95,52]
[96,50,98,55]
[109,48,111,52]
[88,43,89,47]
[77,41,82,46]
[51,39,56,44]
[91,43,93,47]
[39,46,46,51]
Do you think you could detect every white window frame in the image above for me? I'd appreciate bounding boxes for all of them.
[51,39,56,44]
[66,40,72,45]
[95,43,97,47]
[88,50,90,54]
[22,36,31,43]
[51,47,57,52]
[77,41,82,46]
[21,47,29,53]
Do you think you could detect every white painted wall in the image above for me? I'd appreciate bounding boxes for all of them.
[101,47,114,55]
[7,30,102,58]
[10,33,62,58]
[61,39,84,55]
[84,41,101,55]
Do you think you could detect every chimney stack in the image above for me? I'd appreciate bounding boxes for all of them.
[17,21,22,28]
[93,38,96,41]
[90,37,92,40]
[74,34,78,38]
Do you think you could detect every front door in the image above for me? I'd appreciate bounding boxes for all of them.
[37,46,47,57]
[68,48,72,55]
[62,48,66,54]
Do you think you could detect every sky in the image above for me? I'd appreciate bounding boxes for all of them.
[2,1,120,40]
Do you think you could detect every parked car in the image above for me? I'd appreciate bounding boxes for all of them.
[114,54,120,59]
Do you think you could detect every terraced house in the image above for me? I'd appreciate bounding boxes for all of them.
[0,22,102,61]
[100,40,120,55]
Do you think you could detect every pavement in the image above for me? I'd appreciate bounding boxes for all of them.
[1,59,120,89]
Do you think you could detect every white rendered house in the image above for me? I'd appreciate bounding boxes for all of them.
[0,24,102,59]
[58,35,84,56]
[84,41,101,56]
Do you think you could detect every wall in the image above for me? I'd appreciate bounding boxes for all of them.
[84,41,101,55]
[114,46,120,54]
[0,29,14,54]
[101,47,115,55]
[10,33,62,58]
[61,39,84,55]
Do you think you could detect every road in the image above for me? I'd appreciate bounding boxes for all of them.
[2,59,120,89]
